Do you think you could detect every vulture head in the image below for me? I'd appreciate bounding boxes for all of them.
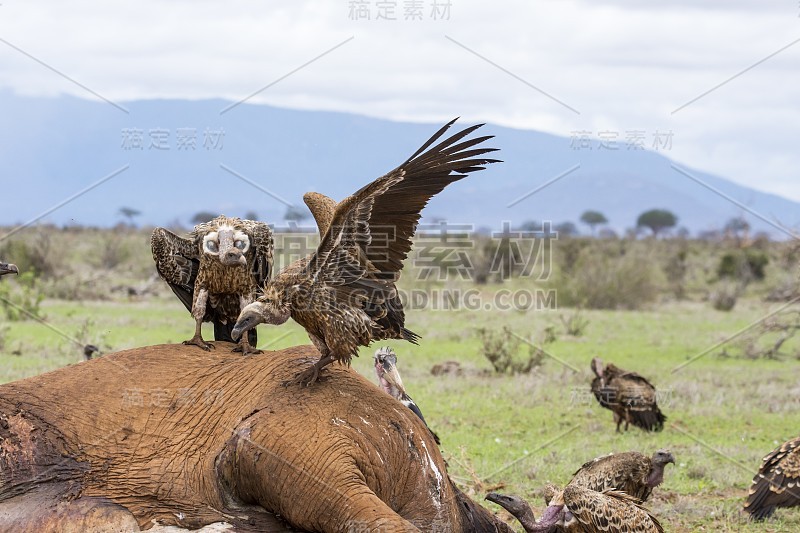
[590,357,604,378]
[648,448,676,488]
[373,347,405,397]
[486,492,563,532]
[653,449,676,466]
[0,262,19,276]
[83,344,101,360]
[194,216,251,267]
[232,284,291,341]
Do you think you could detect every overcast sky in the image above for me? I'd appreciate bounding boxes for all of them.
[1,0,798,201]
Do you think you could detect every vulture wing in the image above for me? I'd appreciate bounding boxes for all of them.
[613,372,666,432]
[309,118,500,283]
[151,227,200,313]
[304,119,499,338]
[744,436,800,520]
[569,452,652,502]
[304,192,338,238]
[563,486,664,533]
[240,219,274,289]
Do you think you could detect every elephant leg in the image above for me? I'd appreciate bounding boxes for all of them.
[337,492,421,533]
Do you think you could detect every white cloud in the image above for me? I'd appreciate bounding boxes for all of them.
[0,0,798,199]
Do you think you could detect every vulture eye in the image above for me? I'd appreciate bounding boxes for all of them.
[235,240,246,250]
[205,240,219,253]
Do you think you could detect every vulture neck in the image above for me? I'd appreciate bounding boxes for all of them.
[527,504,563,532]
[505,501,543,532]
[647,464,665,487]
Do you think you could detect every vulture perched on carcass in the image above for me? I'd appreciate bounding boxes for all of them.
[233,118,500,385]
[744,435,800,520]
[151,216,273,355]
[590,357,666,432]
[568,449,675,503]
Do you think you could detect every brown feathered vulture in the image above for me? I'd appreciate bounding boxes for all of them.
[568,450,674,504]
[232,119,500,385]
[151,216,273,355]
[590,357,666,432]
[744,436,800,520]
[487,485,664,533]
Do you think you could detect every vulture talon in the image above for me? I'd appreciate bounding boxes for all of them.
[183,337,214,351]
[232,339,262,356]
[284,355,336,387]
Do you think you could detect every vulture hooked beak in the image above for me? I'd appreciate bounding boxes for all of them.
[221,249,247,267]
[0,263,19,276]
[232,303,263,341]
[485,492,515,507]
[381,360,405,393]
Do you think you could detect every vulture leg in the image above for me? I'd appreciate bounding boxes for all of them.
[285,334,335,386]
[233,335,262,356]
[289,354,337,387]
[614,413,623,433]
[183,289,214,351]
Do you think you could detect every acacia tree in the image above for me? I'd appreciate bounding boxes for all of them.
[725,216,750,243]
[579,210,608,236]
[191,211,218,225]
[118,207,141,227]
[283,205,309,223]
[636,209,677,237]
[554,221,578,237]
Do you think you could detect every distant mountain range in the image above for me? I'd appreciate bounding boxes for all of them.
[1,90,797,237]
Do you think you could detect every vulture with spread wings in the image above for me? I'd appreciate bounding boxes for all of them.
[233,119,500,385]
[151,216,273,355]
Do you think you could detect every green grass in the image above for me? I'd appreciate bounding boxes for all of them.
[1,287,799,531]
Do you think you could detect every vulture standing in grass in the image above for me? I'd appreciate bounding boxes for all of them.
[744,436,800,520]
[373,346,440,444]
[232,119,500,385]
[590,357,666,432]
[568,449,675,503]
[0,262,18,277]
[151,216,273,355]
[487,485,664,533]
